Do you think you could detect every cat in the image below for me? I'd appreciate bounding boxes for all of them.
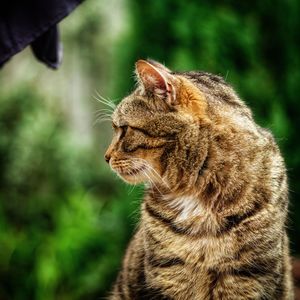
[104,59,294,299]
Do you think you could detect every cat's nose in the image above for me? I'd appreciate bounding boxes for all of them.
[104,153,111,163]
[105,144,114,163]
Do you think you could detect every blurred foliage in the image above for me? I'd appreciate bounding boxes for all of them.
[0,0,299,299]
[0,83,141,299]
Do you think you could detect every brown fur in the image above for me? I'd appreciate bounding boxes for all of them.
[105,60,293,299]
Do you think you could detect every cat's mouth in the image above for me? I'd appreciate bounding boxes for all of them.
[114,165,147,184]
[117,166,146,177]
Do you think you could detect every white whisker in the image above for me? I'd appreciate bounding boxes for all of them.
[93,96,115,110]
[131,157,170,190]
[129,159,167,195]
[128,182,136,195]
[95,113,112,119]
[143,170,164,196]
[93,114,112,126]
[93,90,116,109]
[94,108,114,115]
[94,112,112,120]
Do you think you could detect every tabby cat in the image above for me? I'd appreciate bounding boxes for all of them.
[104,59,293,299]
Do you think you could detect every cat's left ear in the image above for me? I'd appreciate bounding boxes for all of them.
[135,60,177,105]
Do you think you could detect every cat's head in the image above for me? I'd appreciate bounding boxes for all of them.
[104,59,250,192]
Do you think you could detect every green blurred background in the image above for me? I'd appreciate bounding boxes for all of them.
[0,0,299,299]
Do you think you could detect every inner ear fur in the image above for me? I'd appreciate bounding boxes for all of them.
[135,59,177,105]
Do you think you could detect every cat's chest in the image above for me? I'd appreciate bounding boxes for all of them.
[142,217,234,298]
[142,199,235,268]
[144,225,232,264]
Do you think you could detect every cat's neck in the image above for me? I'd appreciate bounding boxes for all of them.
[142,187,221,236]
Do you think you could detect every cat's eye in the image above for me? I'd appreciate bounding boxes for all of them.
[120,125,128,138]
[112,123,129,138]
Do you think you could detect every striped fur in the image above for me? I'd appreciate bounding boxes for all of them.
[105,60,293,299]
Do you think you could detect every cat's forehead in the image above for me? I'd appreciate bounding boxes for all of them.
[112,96,157,126]
[112,95,186,135]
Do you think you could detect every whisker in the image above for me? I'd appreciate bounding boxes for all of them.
[128,183,136,195]
[131,158,170,190]
[143,170,164,196]
[94,90,114,105]
[130,159,166,195]
[94,113,112,120]
[93,115,112,126]
[94,112,112,120]
[94,115,112,121]
[94,90,116,109]
[112,158,169,195]
[94,108,114,115]
[98,93,116,105]
[93,96,115,110]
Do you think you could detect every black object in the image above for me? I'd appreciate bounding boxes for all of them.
[0,0,84,69]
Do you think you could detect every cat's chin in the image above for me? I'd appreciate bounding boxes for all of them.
[115,167,147,184]
[117,172,145,184]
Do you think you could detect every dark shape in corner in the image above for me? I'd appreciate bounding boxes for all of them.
[0,0,84,69]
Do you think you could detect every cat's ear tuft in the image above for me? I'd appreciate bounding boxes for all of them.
[135,60,177,105]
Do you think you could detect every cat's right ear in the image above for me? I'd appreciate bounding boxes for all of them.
[135,60,177,106]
